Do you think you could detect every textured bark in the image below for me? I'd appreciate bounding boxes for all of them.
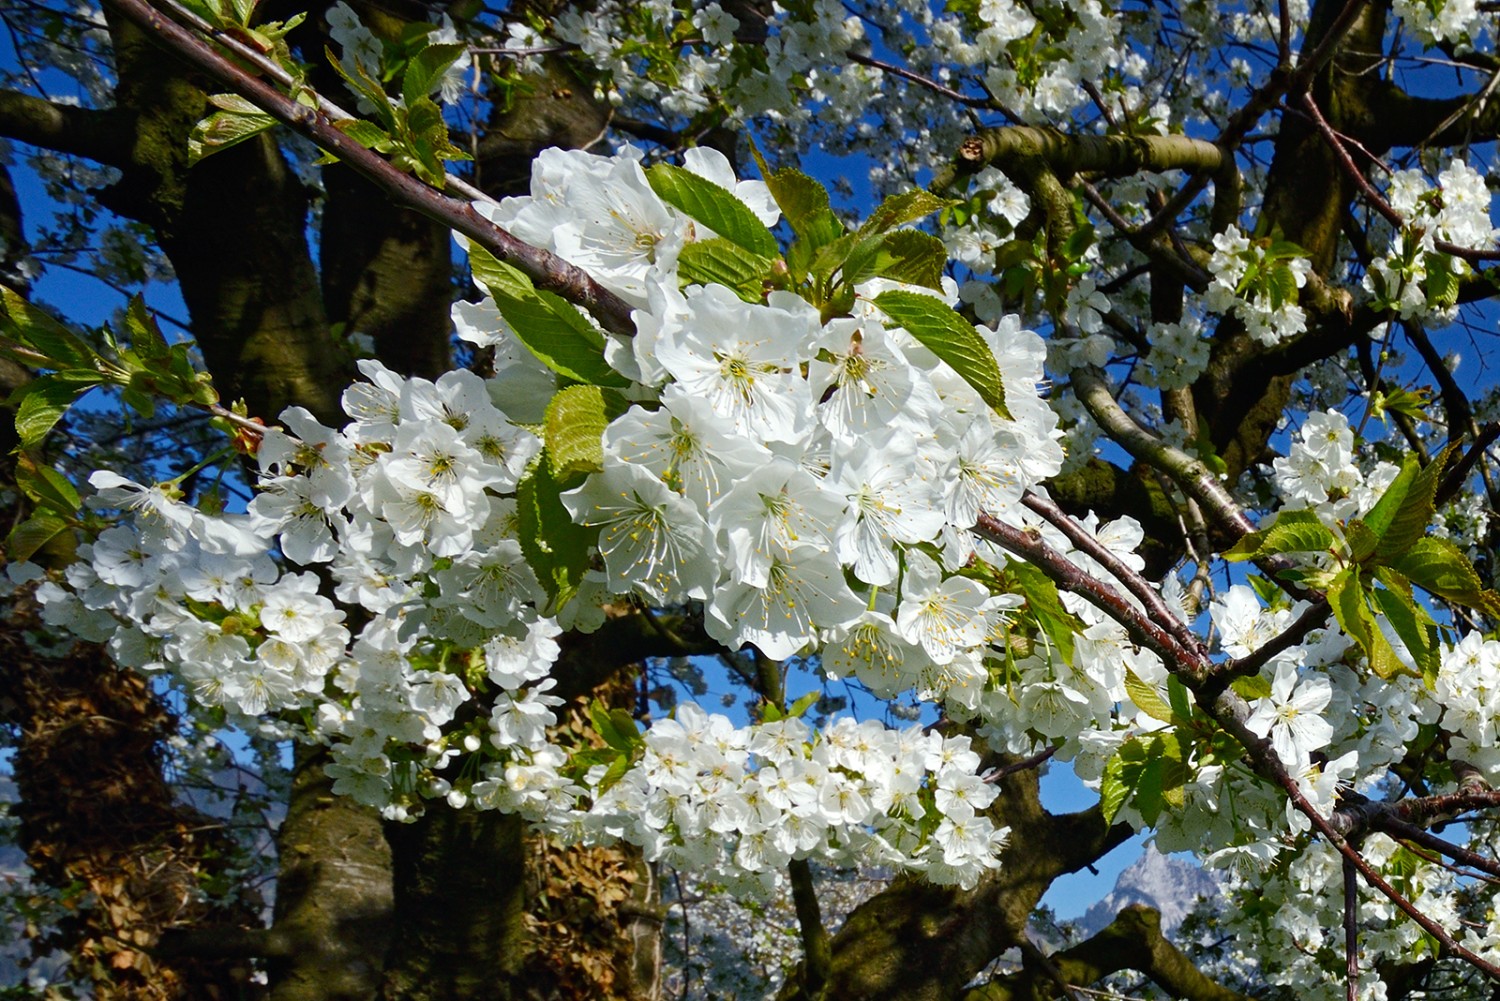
[269,747,394,1001]
[100,11,346,423]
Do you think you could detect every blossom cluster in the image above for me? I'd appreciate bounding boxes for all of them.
[28,146,1065,890]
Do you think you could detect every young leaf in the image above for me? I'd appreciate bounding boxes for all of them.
[189,94,279,165]
[872,290,1010,419]
[857,189,951,238]
[841,230,946,291]
[14,452,80,513]
[1003,561,1077,665]
[1223,509,1331,561]
[11,375,86,447]
[1375,443,1456,562]
[675,239,775,301]
[1362,454,1418,542]
[765,168,843,248]
[469,247,629,388]
[544,384,626,486]
[0,288,98,370]
[8,511,70,563]
[401,41,468,107]
[647,164,780,259]
[786,690,820,719]
[1328,566,1407,679]
[1124,669,1176,724]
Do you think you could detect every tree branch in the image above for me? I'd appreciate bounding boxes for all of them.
[0,88,132,165]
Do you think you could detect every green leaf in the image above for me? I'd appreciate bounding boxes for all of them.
[1328,566,1406,679]
[1369,574,1437,679]
[1424,252,1461,311]
[0,288,98,369]
[12,375,86,447]
[1166,676,1194,724]
[857,189,951,237]
[189,94,279,165]
[468,247,629,388]
[1345,518,1379,563]
[765,168,843,248]
[7,511,69,563]
[589,700,641,752]
[1003,561,1077,665]
[1100,738,1148,825]
[597,753,631,794]
[1124,669,1176,724]
[675,239,775,301]
[1375,443,1456,562]
[841,230,947,291]
[1223,508,1332,561]
[516,452,596,612]
[1158,732,1188,811]
[647,164,780,259]
[1231,674,1272,700]
[332,118,395,153]
[1363,454,1419,542]
[543,384,625,486]
[872,290,1010,419]
[14,452,79,513]
[1135,753,1165,827]
[401,41,468,107]
[786,690,820,719]
[1386,536,1500,617]
[1261,509,1335,557]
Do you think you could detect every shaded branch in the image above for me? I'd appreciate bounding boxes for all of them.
[0,88,132,165]
[967,905,1254,1001]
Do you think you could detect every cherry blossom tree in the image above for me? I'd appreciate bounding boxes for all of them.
[5,0,1500,999]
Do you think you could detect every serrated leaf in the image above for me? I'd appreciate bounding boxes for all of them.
[189,99,278,165]
[0,288,98,369]
[1363,454,1418,542]
[12,375,86,447]
[765,168,842,248]
[543,384,624,486]
[1224,509,1330,561]
[333,117,395,152]
[1259,510,1335,557]
[7,511,69,563]
[15,452,79,513]
[1124,669,1175,724]
[873,290,1010,419]
[676,239,774,301]
[516,452,596,611]
[648,164,780,259]
[858,190,950,237]
[842,229,947,291]
[1370,578,1437,679]
[1386,537,1500,620]
[1266,261,1300,309]
[402,41,468,107]
[1328,566,1406,679]
[123,296,168,360]
[1345,518,1379,563]
[469,247,629,388]
[1376,443,1456,562]
[1099,745,1135,825]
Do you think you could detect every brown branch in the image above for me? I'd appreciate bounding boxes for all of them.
[100,0,638,338]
